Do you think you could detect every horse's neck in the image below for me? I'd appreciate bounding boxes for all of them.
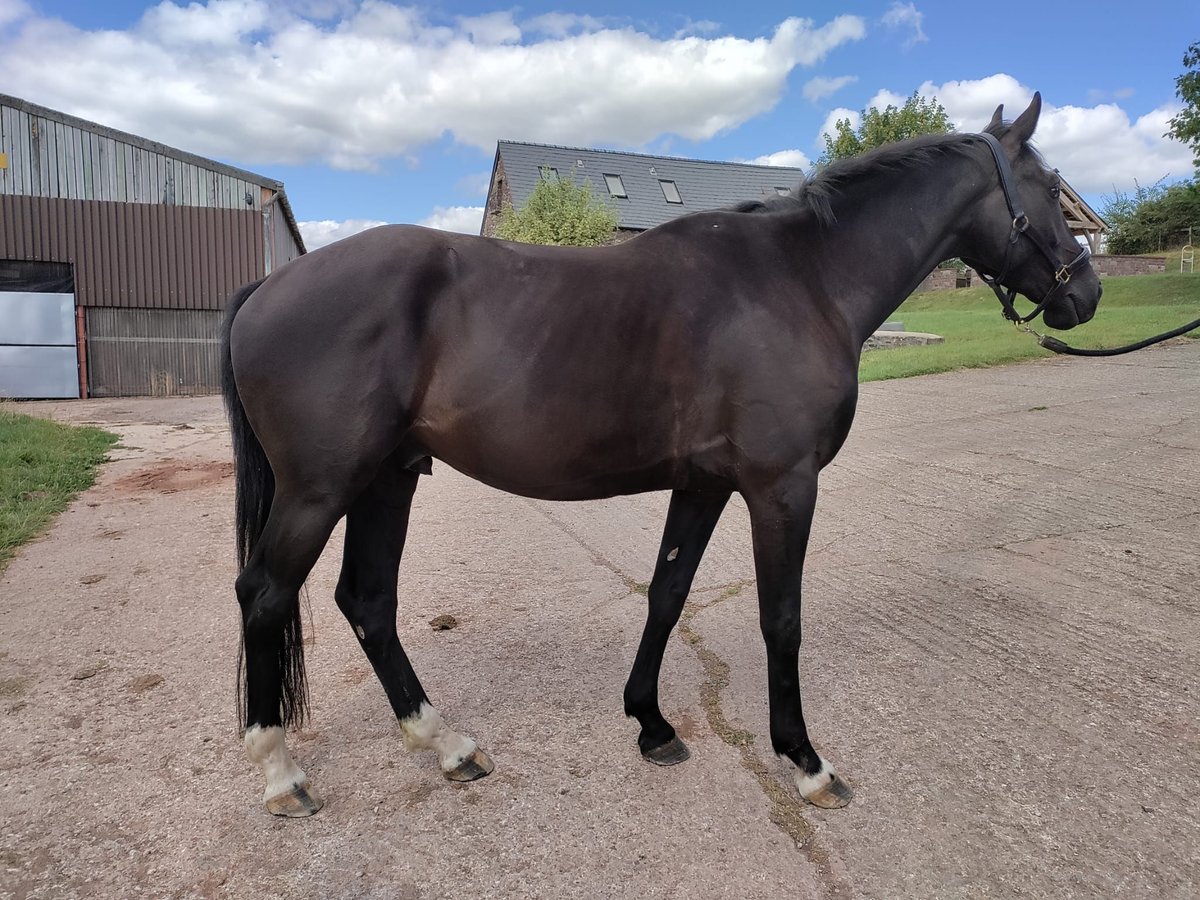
[817,149,988,344]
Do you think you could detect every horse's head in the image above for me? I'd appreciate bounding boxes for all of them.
[961,93,1102,330]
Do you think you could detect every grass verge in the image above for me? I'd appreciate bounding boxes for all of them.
[861,273,1200,383]
[0,406,117,571]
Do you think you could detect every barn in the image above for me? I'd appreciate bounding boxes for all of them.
[0,93,305,399]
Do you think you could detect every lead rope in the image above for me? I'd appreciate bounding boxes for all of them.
[1013,315,1200,357]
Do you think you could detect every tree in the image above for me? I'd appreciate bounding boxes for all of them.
[495,175,618,246]
[1100,177,1200,254]
[1166,41,1200,172]
[819,92,953,164]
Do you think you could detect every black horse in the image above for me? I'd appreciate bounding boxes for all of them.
[222,94,1101,816]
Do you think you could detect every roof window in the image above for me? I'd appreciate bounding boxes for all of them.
[539,166,558,181]
[659,180,682,204]
[603,174,628,198]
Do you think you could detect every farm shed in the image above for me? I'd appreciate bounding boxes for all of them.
[0,93,305,399]
[482,141,806,239]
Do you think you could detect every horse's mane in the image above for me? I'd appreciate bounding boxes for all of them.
[733,122,1029,227]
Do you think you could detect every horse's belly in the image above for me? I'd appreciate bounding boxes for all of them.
[411,404,696,500]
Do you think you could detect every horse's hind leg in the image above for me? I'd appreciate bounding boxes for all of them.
[624,489,730,764]
[239,489,346,817]
[334,462,494,782]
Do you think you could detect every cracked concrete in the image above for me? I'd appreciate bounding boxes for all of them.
[1,341,1197,898]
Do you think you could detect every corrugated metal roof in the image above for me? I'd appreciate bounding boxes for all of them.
[495,141,806,231]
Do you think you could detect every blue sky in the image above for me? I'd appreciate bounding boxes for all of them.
[2,1,1195,247]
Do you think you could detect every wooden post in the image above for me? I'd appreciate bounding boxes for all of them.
[75,305,89,399]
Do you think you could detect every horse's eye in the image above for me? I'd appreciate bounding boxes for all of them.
[1050,185,1061,199]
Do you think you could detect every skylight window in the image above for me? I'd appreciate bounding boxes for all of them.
[775,187,791,196]
[659,180,682,204]
[603,174,628,198]
[539,166,558,181]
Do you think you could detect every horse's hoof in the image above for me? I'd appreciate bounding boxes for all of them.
[265,782,324,817]
[444,747,495,782]
[642,735,691,766]
[795,768,854,809]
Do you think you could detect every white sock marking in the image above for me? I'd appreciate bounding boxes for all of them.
[400,702,477,772]
[793,755,836,799]
[245,725,307,802]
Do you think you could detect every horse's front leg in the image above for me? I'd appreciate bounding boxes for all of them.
[744,470,854,809]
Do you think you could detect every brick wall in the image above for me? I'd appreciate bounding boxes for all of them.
[1091,255,1167,276]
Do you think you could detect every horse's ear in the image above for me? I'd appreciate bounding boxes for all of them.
[1003,92,1041,148]
[987,104,1004,131]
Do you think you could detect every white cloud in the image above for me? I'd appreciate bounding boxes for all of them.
[803,75,857,102]
[742,149,811,169]
[0,0,28,28]
[283,0,358,19]
[419,205,484,234]
[456,11,520,45]
[299,218,387,250]
[866,88,908,111]
[881,2,927,48]
[140,0,271,46]
[524,12,605,37]
[915,74,1030,129]
[0,4,866,171]
[1088,86,1136,103]
[819,107,860,144]
[673,19,721,39]
[911,75,1192,193]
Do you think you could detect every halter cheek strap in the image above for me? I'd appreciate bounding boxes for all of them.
[974,132,1090,325]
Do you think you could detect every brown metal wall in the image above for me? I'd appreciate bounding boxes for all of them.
[0,194,264,310]
[85,308,221,397]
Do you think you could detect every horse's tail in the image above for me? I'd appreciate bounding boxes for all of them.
[222,277,307,729]
[221,277,271,572]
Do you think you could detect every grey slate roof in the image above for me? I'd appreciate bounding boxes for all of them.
[495,141,807,231]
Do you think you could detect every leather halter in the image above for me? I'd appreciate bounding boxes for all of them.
[974,132,1091,324]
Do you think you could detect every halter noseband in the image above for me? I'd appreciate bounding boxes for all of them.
[974,132,1091,324]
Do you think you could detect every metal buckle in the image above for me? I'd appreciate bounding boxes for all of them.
[1013,215,1029,233]
[1013,318,1045,341]
[1055,265,1071,284]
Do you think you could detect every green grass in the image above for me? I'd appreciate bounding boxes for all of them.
[0,407,117,570]
[860,273,1200,383]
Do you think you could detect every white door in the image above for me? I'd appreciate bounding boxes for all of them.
[0,291,80,399]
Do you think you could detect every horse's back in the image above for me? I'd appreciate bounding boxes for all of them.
[227,222,857,498]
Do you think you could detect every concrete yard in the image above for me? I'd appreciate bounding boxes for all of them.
[2,343,1198,899]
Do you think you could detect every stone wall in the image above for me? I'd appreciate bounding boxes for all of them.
[1091,255,1167,277]
[916,268,972,292]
